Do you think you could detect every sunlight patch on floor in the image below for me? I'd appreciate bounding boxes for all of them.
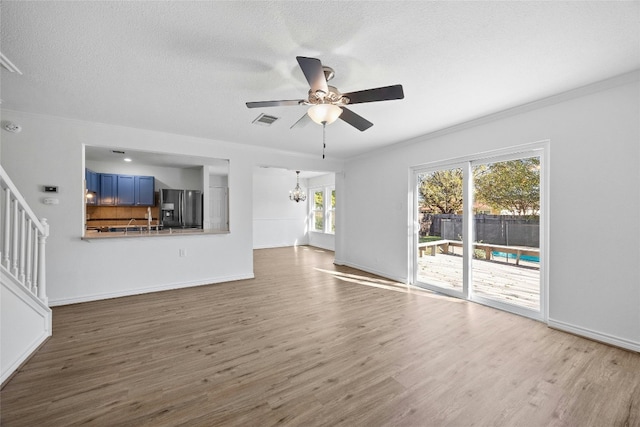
[315,268,462,302]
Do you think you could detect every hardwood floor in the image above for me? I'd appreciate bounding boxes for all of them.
[2,246,639,426]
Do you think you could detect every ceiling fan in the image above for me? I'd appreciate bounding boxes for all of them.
[246,56,404,131]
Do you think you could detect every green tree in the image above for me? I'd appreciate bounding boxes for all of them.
[314,190,324,230]
[474,158,540,215]
[418,169,463,214]
[314,190,324,209]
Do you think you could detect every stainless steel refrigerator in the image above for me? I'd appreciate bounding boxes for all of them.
[160,189,203,229]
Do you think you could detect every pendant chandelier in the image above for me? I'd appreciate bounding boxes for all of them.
[289,171,307,203]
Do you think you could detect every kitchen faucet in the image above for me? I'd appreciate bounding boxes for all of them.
[125,218,136,235]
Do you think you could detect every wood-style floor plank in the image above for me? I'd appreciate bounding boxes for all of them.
[1,246,639,426]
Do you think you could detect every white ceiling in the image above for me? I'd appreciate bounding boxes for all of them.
[1,1,639,160]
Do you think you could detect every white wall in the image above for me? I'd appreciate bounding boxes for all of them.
[209,174,228,187]
[253,167,309,249]
[337,73,640,351]
[0,111,343,305]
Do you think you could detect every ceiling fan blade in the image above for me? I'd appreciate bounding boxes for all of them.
[246,100,304,108]
[342,84,404,105]
[296,56,328,95]
[339,107,373,132]
[290,113,312,129]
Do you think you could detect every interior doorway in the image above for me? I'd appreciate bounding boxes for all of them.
[209,187,228,231]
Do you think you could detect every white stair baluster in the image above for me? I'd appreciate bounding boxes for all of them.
[18,208,26,284]
[37,218,48,304]
[11,199,19,276]
[32,224,39,295]
[26,218,33,291]
[2,188,10,269]
[1,166,49,304]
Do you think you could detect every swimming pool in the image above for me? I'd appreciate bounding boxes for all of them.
[492,251,539,263]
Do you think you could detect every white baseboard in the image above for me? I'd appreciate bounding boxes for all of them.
[306,242,335,252]
[548,318,640,353]
[48,273,255,306]
[253,243,297,249]
[333,259,407,284]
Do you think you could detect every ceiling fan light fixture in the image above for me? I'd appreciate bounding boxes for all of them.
[307,104,342,125]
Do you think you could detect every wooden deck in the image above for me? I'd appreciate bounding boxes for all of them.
[417,249,540,310]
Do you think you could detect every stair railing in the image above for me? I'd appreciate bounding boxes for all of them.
[0,165,49,305]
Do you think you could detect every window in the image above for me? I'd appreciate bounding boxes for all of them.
[312,189,324,231]
[328,188,335,233]
[311,186,335,234]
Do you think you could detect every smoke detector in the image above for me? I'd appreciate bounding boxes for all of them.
[2,121,22,133]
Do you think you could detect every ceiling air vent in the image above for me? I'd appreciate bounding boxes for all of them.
[252,113,279,126]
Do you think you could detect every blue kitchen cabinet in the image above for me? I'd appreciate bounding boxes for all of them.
[116,175,136,205]
[85,169,99,205]
[95,173,155,206]
[135,175,155,206]
[85,169,99,193]
[99,174,118,205]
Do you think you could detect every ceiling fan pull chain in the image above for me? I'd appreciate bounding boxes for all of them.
[322,122,326,159]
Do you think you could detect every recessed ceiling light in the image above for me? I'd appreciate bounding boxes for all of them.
[124,158,132,162]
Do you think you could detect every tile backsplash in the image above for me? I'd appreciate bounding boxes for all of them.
[86,205,161,227]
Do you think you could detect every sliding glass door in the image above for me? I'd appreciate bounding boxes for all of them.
[471,155,541,314]
[415,165,467,298]
[413,146,546,320]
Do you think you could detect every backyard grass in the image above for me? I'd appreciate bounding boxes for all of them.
[419,235,443,243]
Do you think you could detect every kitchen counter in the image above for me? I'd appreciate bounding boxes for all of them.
[86,223,161,233]
[83,228,229,240]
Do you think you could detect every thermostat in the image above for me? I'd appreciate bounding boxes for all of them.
[43,186,58,193]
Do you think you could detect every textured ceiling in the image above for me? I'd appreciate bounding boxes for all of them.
[1,1,639,160]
